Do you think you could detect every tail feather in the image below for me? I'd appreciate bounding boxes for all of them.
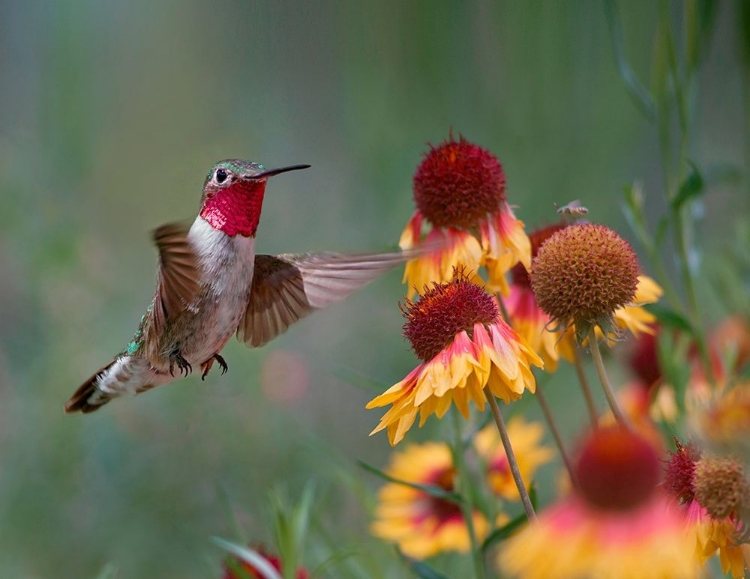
[65,361,116,414]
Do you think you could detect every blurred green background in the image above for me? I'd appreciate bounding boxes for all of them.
[0,1,746,577]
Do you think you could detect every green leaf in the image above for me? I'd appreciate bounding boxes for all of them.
[604,0,656,121]
[654,215,670,250]
[94,564,119,579]
[643,304,695,334]
[357,460,463,504]
[481,513,527,552]
[671,164,705,212]
[211,537,283,579]
[399,554,452,579]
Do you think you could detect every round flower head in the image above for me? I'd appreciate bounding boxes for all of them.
[370,442,489,559]
[693,456,750,520]
[531,223,640,342]
[499,425,698,579]
[400,134,530,296]
[506,223,569,371]
[666,441,750,578]
[473,416,554,501]
[366,272,542,446]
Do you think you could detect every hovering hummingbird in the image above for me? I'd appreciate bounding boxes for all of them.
[65,159,410,413]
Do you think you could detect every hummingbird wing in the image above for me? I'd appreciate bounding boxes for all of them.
[150,222,202,337]
[237,251,407,348]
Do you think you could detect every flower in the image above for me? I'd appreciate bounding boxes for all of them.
[222,546,308,579]
[665,441,750,578]
[530,223,640,342]
[499,426,698,579]
[400,134,530,297]
[370,442,489,559]
[473,416,554,501]
[367,273,542,445]
[690,380,750,460]
[508,223,661,371]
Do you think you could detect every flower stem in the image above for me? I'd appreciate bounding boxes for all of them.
[534,383,578,489]
[572,346,599,428]
[483,388,537,521]
[450,410,486,579]
[587,328,632,429]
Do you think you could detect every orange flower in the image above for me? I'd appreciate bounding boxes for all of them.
[400,134,530,297]
[499,426,698,579]
[370,442,489,559]
[367,274,542,445]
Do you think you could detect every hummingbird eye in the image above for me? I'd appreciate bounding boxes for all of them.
[215,168,229,184]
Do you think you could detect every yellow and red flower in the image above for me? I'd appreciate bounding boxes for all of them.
[499,426,698,579]
[370,442,489,559]
[473,416,554,501]
[400,134,530,297]
[508,223,662,370]
[367,273,542,445]
[665,440,750,578]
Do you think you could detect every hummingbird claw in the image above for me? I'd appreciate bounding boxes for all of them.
[169,351,192,377]
[200,353,228,380]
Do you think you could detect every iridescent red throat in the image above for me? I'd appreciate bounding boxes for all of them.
[200,180,267,237]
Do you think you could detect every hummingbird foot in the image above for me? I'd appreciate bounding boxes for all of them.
[169,351,192,377]
[200,353,228,380]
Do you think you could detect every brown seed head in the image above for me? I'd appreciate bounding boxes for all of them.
[402,272,499,362]
[693,456,750,519]
[413,134,505,230]
[511,222,568,288]
[530,223,639,335]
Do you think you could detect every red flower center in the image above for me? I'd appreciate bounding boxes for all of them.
[575,426,660,511]
[664,439,700,504]
[403,274,499,362]
[413,135,505,230]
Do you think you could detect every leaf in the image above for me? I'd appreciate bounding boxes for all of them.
[671,164,705,212]
[94,564,119,579]
[654,215,670,250]
[357,460,463,504]
[481,513,527,552]
[399,554,452,579]
[643,304,695,334]
[211,537,283,579]
[604,0,656,121]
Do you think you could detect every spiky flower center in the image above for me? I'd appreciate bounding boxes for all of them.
[403,274,499,362]
[530,223,639,332]
[575,426,660,511]
[664,439,701,504]
[694,457,749,519]
[511,222,568,288]
[413,135,505,230]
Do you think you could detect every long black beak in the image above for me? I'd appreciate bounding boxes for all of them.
[253,164,311,179]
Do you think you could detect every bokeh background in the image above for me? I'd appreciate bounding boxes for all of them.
[0,1,746,577]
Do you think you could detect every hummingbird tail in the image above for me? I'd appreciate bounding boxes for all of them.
[64,361,117,414]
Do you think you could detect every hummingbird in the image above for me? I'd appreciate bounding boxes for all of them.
[65,159,410,413]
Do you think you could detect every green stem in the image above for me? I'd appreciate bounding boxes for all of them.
[572,346,599,428]
[450,410,486,579]
[483,388,537,521]
[534,383,578,489]
[587,328,632,429]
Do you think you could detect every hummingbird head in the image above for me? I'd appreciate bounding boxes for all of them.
[199,159,309,237]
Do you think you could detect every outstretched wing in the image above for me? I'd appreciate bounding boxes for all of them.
[237,251,407,348]
[150,223,202,337]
